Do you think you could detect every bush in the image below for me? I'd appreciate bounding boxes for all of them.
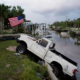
[18,26,24,33]
[12,26,24,34]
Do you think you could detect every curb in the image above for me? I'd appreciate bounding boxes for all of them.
[45,62,58,80]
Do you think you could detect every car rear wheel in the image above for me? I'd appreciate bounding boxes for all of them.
[52,65,60,77]
[16,45,27,54]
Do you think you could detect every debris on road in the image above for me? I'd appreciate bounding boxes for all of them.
[14,53,20,56]
[5,64,10,68]
[38,60,45,66]
[37,73,42,78]
[6,46,16,52]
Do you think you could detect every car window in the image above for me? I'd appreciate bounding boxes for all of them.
[39,39,48,47]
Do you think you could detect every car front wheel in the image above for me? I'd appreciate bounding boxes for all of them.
[16,45,27,54]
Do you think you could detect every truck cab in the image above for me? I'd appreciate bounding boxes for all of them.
[28,38,53,59]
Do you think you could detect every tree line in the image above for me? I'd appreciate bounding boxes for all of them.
[0,4,25,34]
[50,18,80,29]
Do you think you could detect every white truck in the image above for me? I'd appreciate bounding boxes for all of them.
[16,34,77,77]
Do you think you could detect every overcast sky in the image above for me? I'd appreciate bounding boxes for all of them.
[0,0,80,24]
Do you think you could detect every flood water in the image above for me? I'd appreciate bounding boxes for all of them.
[45,31,80,80]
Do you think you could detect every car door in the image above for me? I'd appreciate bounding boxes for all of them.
[30,42,45,59]
[30,39,48,59]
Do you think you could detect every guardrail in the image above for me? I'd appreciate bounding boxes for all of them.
[0,34,20,41]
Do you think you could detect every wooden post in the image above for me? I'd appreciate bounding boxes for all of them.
[24,22,26,34]
[0,16,2,34]
[15,25,18,32]
[78,20,79,29]
[45,23,46,37]
[0,16,3,34]
[45,23,46,33]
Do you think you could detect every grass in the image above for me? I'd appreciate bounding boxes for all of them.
[3,30,13,34]
[0,40,49,80]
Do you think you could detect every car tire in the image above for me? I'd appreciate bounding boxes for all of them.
[52,66,60,77]
[16,44,27,54]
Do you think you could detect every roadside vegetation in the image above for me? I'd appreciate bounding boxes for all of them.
[0,40,49,80]
[0,3,25,34]
[50,18,80,30]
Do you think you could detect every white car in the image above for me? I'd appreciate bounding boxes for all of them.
[16,34,77,77]
[60,32,69,37]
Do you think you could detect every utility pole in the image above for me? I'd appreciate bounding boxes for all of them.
[78,20,79,29]
[24,20,31,34]
[66,16,67,27]
[45,23,46,38]
[23,19,26,34]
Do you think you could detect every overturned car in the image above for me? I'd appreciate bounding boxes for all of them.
[16,34,77,77]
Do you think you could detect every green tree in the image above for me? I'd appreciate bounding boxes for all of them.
[0,4,11,34]
[77,18,80,29]
[60,21,66,29]
[53,21,60,29]
[17,6,24,16]
[9,6,25,32]
[11,6,17,17]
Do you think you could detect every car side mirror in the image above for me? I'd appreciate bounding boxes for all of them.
[53,43,55,48]
[50,43,55,49]
[36,40,41,44]
[36,41,39,44]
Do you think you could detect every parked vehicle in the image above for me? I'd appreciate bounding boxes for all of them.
[60,32,69,37]
[16,34,77,77]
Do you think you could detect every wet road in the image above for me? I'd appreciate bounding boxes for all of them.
[45,31,80,80]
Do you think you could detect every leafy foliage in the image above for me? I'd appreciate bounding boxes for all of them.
[0,3,26,34]
[0,4,11,17]
[50,18,80,29]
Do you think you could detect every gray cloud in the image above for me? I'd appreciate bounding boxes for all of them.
[0,0,80,23]
[31,0,80,17]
